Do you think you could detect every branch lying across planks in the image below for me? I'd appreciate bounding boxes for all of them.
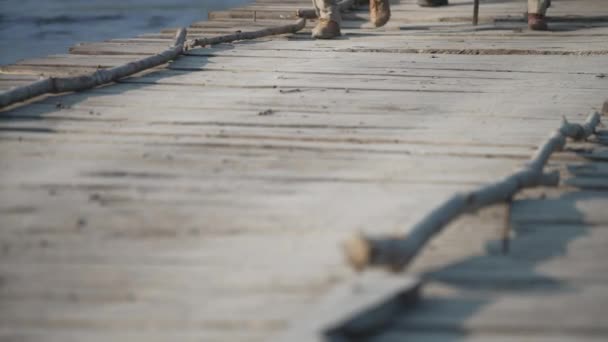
[185,18,307,49]
[344,111,603,272]
[297,0,356,19]
[0,19,307,109]
[0,28,188,109]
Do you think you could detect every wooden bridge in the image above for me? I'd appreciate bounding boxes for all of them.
[1,0,608,341]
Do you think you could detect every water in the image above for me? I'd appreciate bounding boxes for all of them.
[0,0,252,65]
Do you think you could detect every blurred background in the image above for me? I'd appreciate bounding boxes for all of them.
[0,0,252,65]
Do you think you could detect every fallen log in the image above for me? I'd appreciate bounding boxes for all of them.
[344,111,603,272]
[297,0,356,19]
[0,19,308,109]
[186,18,306,49]
[0,29,187,108]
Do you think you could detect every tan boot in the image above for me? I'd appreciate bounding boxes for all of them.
[370,0,391,27]
[528,13,548,31]
[312,19,341,39]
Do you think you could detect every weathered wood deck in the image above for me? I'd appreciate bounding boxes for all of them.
[1,0,608,341]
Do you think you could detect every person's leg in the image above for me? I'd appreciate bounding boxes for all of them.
[370,0,391,27]
[312,0,341,39]
[351,0,391,28]
[313,0,341,23]
[528,0,551,30]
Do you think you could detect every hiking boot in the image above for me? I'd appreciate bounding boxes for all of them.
[417,0,448,7]
[528,13,548,31]
[370,0,391,27]
[312,19,342,39]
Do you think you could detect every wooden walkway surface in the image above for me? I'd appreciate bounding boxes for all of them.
[1,0,608,341]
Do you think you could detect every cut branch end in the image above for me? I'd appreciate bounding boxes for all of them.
[344,234,373,272]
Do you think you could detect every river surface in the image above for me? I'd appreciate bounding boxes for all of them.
[0,0,252,65]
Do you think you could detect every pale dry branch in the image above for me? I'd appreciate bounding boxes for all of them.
[0,28,188,108]
[1,19,307,109]
[186,18,306,49]
[345,111,603,272]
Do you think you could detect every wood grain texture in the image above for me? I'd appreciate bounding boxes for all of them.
[1,0,608,341]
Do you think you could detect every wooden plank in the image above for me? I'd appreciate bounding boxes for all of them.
[511,192,608,225]
[384,285,608,334]
[276,273,421,341]
[1,1,607,342]
[369,332,608,342]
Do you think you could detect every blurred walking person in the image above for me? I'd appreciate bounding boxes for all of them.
[416,0,552,31]
[528,0,551,30]
[311,0,391,39]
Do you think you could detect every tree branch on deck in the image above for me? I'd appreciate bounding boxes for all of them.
[0,19,307,109]
[0,29,187,108]
[185,18,306,49]
[344,111,604,272]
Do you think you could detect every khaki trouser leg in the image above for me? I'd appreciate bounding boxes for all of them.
[313,0,341,23]
[528,0,550,15]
